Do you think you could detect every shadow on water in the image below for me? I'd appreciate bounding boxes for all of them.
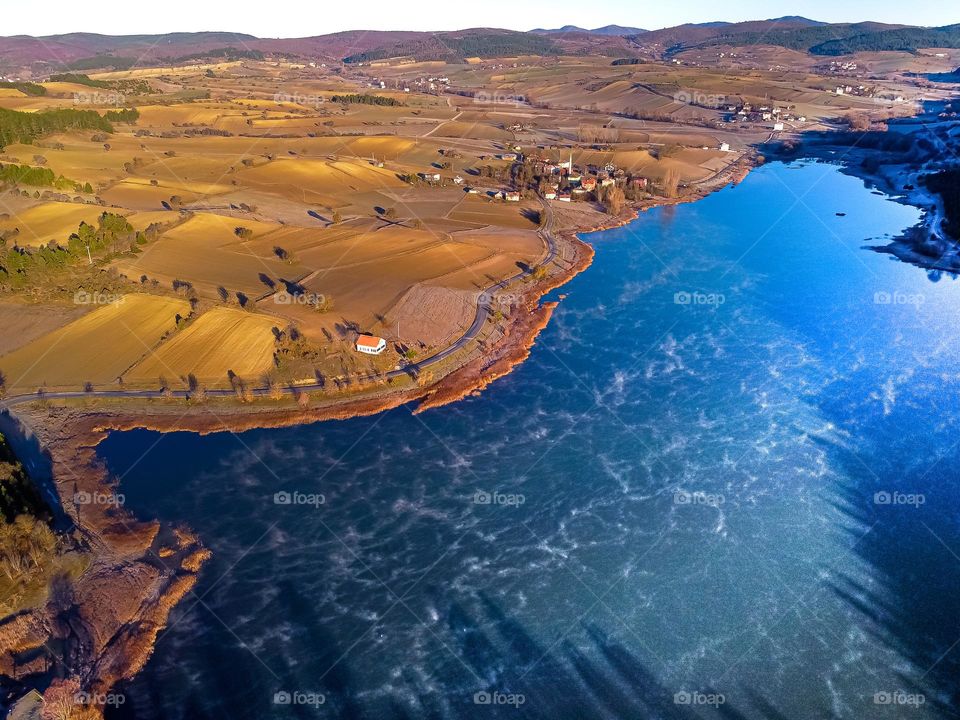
[107,584,799,720]
[828,461,960,714]
[811,397,960,717]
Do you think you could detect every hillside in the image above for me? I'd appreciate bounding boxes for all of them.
[810,24,960,55]
[634,17,841,53]
[2,19,958,72]
[342,29,562,63]
[0,31,259,67]
[639,19,960,57]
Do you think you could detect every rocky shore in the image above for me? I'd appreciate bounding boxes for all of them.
[768,97,960,274]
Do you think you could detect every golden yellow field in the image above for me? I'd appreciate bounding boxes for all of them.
[0,203,108,247]
[0,301,88,355]
[0,295,190,391]
[125,306,280,387]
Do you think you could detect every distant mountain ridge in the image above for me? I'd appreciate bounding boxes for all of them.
[531,25,646,36]
[1,18,958,71]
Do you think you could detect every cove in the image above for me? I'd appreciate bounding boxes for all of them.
[102,161,960,719]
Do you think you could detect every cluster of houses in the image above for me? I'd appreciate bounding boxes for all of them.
[834,84,905,103]
[524,156,649,202]
[725,103,804,128]
[423,148,655,205]
[368,75,451,93]
[820,60,859,74]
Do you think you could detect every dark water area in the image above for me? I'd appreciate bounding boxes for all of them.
[909,72,960,84]
[102,161,960,719]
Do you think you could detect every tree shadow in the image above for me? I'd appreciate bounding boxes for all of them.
[822,429,960,716]
[258,274,276,290]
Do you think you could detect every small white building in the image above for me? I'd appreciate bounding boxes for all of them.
[453,175,464,185]
[719,142,731,152]
[544,191,557,200]
[356,335,387,355]
[773,122,784,131]
[505,191,521,202]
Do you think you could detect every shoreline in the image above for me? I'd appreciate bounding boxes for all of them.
[767,97,960,275]
[0,154,755,713]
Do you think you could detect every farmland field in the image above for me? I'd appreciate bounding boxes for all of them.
[125,306,280,388]
[0,49,926,404]
[0,202,107,247]
[0,294,190,391]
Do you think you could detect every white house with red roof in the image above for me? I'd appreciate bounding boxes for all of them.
[356,335,387,355]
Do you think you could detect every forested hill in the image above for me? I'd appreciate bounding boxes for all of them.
[342,30,561,63]
[657,22,960,56]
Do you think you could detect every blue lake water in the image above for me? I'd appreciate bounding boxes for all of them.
[102,161,960,719]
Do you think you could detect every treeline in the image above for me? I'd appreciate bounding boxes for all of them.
[68,55,138,71]
[686,22,960,56]
[812,26,960,55]
[0,81,46,96]
[0,432,55,599]
[0,163,76,190]
[47,73,151,95]
[48,72,110,88]
[172,46,265,62]
[105,107,140,123]
[925,169,960,240]
[0,213,141,291]
[0,107,113,149]
[0,433,48,522]
[330,93,403,106]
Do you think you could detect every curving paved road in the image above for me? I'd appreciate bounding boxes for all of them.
[0,197,559,410]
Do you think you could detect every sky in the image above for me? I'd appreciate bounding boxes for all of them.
[3,0,957,37]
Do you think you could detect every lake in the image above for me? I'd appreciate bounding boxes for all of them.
[103,160,960,719]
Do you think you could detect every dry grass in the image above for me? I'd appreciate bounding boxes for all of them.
[125,306,281,388]
[0,294,190,392]
[0,301,88,355]
[0,202,107,247]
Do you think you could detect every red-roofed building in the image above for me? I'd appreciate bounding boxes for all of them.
[356,335,387,355]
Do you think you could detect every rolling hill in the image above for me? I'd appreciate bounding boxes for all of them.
[634,18,960,57]
[341,29,562,63]
[2,18,958,73]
